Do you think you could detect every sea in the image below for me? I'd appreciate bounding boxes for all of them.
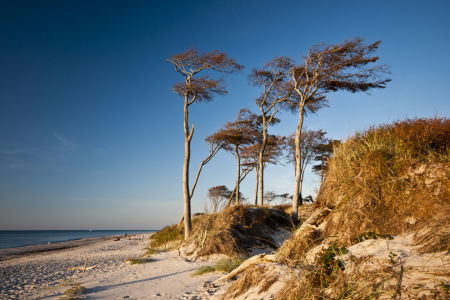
[0,230,158,250]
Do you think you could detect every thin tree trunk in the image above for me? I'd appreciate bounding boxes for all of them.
[292,105,305,221]
[235,145,240,205]
[226,167,252,206]
[183,102,193,239]
[190,144,222,199]
[254,164,259,205]
[258,117,267,206]
[178,144,222,228]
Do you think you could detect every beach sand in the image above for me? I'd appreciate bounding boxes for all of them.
[0,233,223,299]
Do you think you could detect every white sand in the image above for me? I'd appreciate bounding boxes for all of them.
[0,233,224,299]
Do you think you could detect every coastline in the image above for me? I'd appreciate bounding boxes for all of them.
[0,232,223,299]
[0,234,124,262]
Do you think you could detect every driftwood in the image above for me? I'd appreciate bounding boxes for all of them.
[218,253,278,281]
[294,206,333,236]
[68,266,97,271]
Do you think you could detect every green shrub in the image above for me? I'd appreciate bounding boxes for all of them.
[351,230,393,244]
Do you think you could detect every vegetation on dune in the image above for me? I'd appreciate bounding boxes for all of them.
[146,215,205,251]
[191,255,247,277]
[182,205,292,258]
[271,116,450,300]
[316,116,450,246]
[278,116,450,263]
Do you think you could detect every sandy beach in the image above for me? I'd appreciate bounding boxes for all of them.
[0,233,224,299]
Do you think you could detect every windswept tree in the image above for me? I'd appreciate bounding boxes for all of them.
[167,47,243,239]
[263,191,277,205]
[207,185,231,213]
[248,57,295,206]
[209,109,255,205]
[241,133,285,205]
[285,129,328,206]
[284,37,391,221]
[276,193,291,206]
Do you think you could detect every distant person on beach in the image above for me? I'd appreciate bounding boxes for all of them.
[124,233,127,237]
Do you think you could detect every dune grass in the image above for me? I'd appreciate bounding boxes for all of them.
[191,255,247,277]
[272,116,450,299]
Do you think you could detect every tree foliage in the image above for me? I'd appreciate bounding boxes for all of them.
[284,37,391,221]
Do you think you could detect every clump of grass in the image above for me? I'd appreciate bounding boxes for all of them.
[59,284,85,299]
[125,257,152,265]
[191,255,247,276]
[147,215,205,251]
[149,224,184,248]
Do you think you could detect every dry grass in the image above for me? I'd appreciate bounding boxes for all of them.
[312,116,450,247]
[273,116,450,299]
[414,205,450,253]
[277,256,450,300]
[220,265,280,300]
[185,205,292,258]
[146,215,205,251]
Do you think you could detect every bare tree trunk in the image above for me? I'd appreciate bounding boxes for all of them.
[258,117,267,206]
[183,102,193,239]
[235,145,240,205]
[226,167,253,206]
[292,105,305,221]
[190,144,222,199]
[254,164,259,205]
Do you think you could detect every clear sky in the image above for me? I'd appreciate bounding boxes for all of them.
[1,0,449,230]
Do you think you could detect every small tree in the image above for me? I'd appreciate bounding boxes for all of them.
[284,37,391,221]
[263,191,277,205]
[276,193,291,206]
[167,47,243,239]
[241,133,285,205]
[285,129,328,207]
[312,140,341,183]
[248,57,295,206]
[207,185,231,213]
[210,109,255,205]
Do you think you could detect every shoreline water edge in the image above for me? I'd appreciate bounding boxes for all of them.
[0,232,223,299]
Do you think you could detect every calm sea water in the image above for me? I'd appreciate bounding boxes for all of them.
[0,230,157,250]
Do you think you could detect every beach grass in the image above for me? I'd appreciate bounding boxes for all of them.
[191,255,247,277]
[125,257,152,265]
[59,284,86,300]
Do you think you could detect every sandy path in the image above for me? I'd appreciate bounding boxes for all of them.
[0,234,223,299]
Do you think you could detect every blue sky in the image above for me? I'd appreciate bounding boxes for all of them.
[0,0,449,230]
